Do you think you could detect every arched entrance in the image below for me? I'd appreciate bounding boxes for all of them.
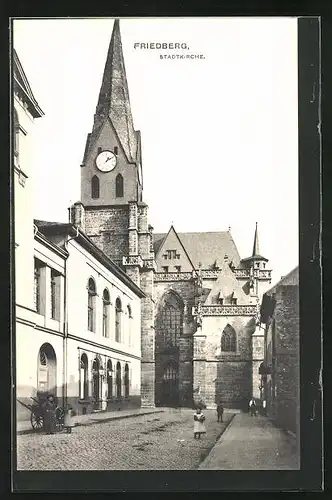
[37,343,57,397]
[107,359,113,399]
[162,361,179,407]
[116,362,122,399]
[155,291,184,407]
[92,358,102,409]
[124,363,129,398]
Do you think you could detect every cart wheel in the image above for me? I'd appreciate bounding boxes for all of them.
[55,406,65,432]
[31,412,43,431]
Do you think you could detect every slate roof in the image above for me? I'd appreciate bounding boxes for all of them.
[265,266,299,296]
[34,219,145,298]
[153,231,241,269]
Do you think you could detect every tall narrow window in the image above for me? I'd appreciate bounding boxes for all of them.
[37,343,57,395]
[34,265,41,313]
[107,359,113,399]
[14,108,19,164]
[116,362,121,398]
[79,354,88,400]
[87,278,96,332]
[115,298,122,342]
[91,175,100,199]
[124,363,129,397]
[221,324,236,352]
[102,289,110,337]
[50,270,57,319]
[127,305,132,346]
[115,173,124,198]
[157,292,183,348]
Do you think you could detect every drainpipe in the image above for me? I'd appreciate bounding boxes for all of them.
[62,226,79,409]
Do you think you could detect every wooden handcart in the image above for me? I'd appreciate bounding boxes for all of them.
[17,396,65,432]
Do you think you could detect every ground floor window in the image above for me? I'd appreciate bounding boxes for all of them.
[37,343,57,396]
[124,363,129,397]
[107,359,113,398]
[79,353,88,399]
[116,362,121,398]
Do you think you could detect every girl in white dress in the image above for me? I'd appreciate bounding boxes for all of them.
[194,407,206,439]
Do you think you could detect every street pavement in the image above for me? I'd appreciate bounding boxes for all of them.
[199,412,300,470]
[16,409,234,470]
[17,406,165,434]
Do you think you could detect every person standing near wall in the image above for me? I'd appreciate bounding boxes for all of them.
[216,402,224,422]
[42,394,56,434]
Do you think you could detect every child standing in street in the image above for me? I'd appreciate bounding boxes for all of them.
[64,406,74,434]
[194,407,206,439]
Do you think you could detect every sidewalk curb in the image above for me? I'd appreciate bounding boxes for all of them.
[198,413,236,469]
[75,409,164,427]
[17,409,164,435]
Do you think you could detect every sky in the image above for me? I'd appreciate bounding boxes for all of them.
[13,17,299,285]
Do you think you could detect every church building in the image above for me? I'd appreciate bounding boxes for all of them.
[69,19,273,410]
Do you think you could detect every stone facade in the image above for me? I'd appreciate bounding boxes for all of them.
[260,267,300,435]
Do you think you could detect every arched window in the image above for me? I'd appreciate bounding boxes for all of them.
[107,359,113,399]
[92,357,101,407]
[157,292,183,348]
[102,289,110,338]
[221,324,236,352]
[115,298,122,342]
[115,173,124,198]
[87,278,96,332]
[124,363,130,397]
[116,361,121,398]
[91,175,100,199]
[37,343,57,395]
[127,305,132,346]
[79,353,88,400]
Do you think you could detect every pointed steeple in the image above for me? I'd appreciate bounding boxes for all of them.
[87,19,138,163]
[252,222,260,257]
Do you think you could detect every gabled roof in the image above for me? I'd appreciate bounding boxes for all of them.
[83,19,139,165]
[13,49,44,118]
[265,266,299,296]
[153,230,241,269]
[34,219,145,298]
[155,226,196,271]
[203,259,251,305]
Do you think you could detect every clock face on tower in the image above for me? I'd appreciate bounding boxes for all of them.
[95,150,117,172]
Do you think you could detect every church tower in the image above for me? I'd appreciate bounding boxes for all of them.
[238,223,272,400]
[70,19,156,407]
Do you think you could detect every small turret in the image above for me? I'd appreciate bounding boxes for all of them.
[239,223,271,300]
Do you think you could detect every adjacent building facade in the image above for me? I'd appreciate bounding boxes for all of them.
[259,266,300,436]
[14,49,144,421]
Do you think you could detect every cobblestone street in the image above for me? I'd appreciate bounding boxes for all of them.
[17,409,234,470]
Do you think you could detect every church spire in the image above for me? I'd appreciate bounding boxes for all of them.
[88,19,138,163]
[252,222,260,257]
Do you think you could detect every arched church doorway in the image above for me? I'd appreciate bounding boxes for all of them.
[37,343,57,398]
[155,291,185,407]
